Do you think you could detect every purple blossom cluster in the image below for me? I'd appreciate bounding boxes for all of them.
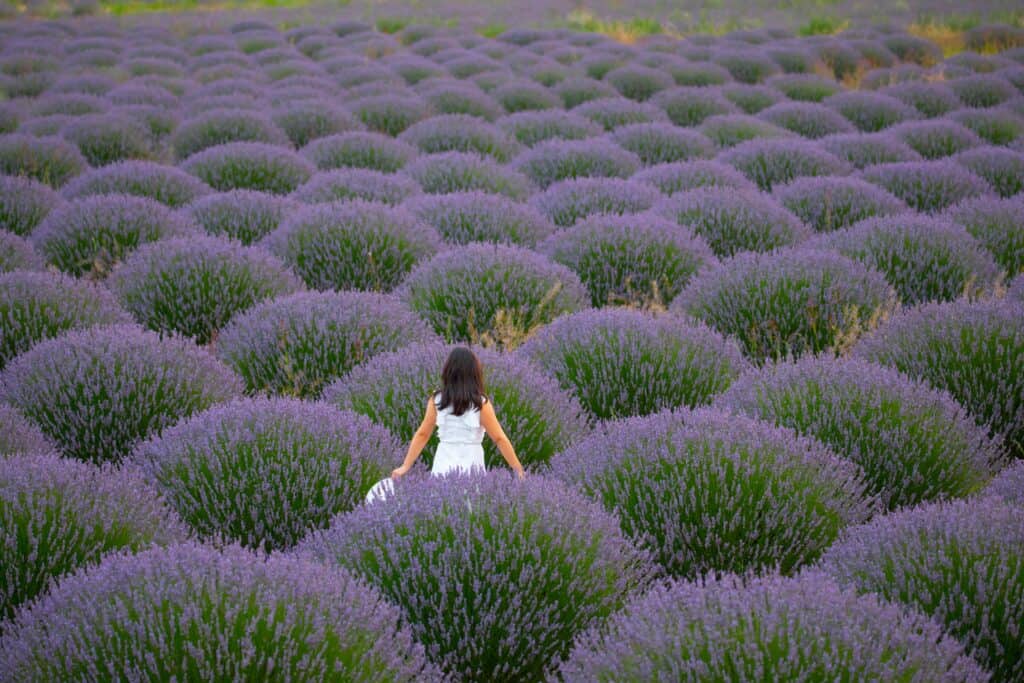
[556,570,987,681]
[130,397,401,550]
[718,355,1005,508]
[0,323,244,463]
[1,18,1022,679]
[984,460,1024,505]
[0,542,442,681]
[0,453,190,620]
[293,470,657,680]
[820,496,1024,680]
[518,308,747,419]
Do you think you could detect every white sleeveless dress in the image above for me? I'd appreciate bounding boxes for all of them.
[430,392,487,476]
[364,393,487,504]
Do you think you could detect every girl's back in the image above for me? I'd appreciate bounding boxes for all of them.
[433,391,486,445]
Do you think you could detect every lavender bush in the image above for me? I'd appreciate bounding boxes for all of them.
[890,119,985,160]
[811,214,1002,304]
[350,94,431,136]
[58,113,151,167]
[773,176,907,233]
[131,397,401,550]
[819,131,923,169]
[398,113,519,161]
[106,235,303,344]
[883,81,962,118]
[860,160,993,213]
[0,323,243,463]
[497,110,603,147]
[651,86,739,127]
[943,196,1024,275]
[0,542,441,682]
[518,308,746,419]
[985,461,1024,504]
[0,133,86,187]
[514,138,640,188]
[31,194,199,278]
[632,159,757,194]
[821,496,1023,681]
[403,150,533,198]
[271,99,362,148]
[571,97,667,131]
[948,107,1023,146]
[293,470,655,681]
[538,212,714,308]
[292,167,421,204]
[0,269,131,369]
[656,186,811,257]
[608,122,714,165]
[823,91,920,132]
[184,189,295,245]
[718,355,1004,508]
[757,101,856,139]
[403,190,554,247]
[718,138,851,191]
[301,131,417,172]
[397,242,588,348]
[323,341,589,470]
[0,454,189,621]
[854,299,1024,458]
[261,199,437,292]
[0,234,42,273]
[556,570,986,681]
[951,145,1024,197]
[180,141,315,194]
[59,160,213,207]
[531,177,662,227]
[171,109,291,161]
[0,174,60,237]
[215,289,436,398]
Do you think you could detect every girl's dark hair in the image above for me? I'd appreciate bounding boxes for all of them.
[435,347,486,416]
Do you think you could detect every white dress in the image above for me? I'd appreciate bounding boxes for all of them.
[364,393,487,504]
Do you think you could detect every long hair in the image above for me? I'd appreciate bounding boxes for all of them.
[435,347,486,416]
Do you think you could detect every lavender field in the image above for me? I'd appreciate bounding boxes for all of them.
[0,7,1023,682]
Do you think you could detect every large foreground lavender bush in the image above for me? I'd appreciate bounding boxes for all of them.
[216,290,436,398]
[718,356,1004,508]
[556,570,986,682]
[518,309,747,419]
[0,454,189,621]
[397,243,588,348]
[294,470,656,681]
[854,299,1024,459]
[261,200,438,292]
[130,398,400,551]
[0,324,244,464]
[549,408,874,578]
[107,235,303,344]
[674,247,896,363]
[0,269,131,369]
[323,341,589,471]
[0,542,441,682]
[821,496,1024,681]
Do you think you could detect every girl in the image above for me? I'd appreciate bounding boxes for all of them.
[392,346,525,481]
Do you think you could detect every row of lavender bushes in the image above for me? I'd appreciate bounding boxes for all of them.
[0,14,1023,683]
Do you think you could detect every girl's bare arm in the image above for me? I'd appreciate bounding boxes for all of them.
[393,397,437,477]
[480,401,525,479]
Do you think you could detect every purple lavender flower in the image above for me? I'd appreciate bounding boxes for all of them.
[58,112,152,167]
[947,107,1024,146]
[171,108,290,161]
[0,541,442,681]
[608,122,715,165]
[184,189,296,245]
[59,160,213,207]
[810,213,1002,304]
[403,190,555,246]
[293,469,656,681]
[261,199,439,292]
[531,176,663,227]
[859,160,994,212]
[674,246,897,362]
[820,495,1023,680]
[514,137,641,188]
[300,130,418,172]
[632,159,758,194]
[403,150,533,198]
[984,460,1024,504]
[650,86,739,127]
[396,242,588,348]
[717,355,1004,508]
[350,93,432,136]
[656,186,812,257]
[398,113,520,161]
[492,77,561,113]
[951,145,1024,197]
[822,90,921,132]
[270,99,363,148]
[518,308,746,418]
[768,73,841,102]
[0,269,132,369]
[556,569,987,681]
[0,323,243,463]
[31,194,200,278]
[949,73,1018,108]
[757,101,857,139]
[130,397,403,550]
[0,174,61,236]
[773,175,907,233]
[570,97,669,131]
[717,137,852,191]
[943,195,1024,275]
[0,453,190,620]
[0,133,87,188]
[819,131,924,169]
[881,81,962,118]
[603,64,674,101]
[889,119,985,159]
[323,340,589,469]
[292,167,421,205]
[180,141,315,194]
[854,298,1024,458]
[0,403,54,455]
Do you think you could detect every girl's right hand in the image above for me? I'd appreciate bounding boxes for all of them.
[392,465,410,479]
